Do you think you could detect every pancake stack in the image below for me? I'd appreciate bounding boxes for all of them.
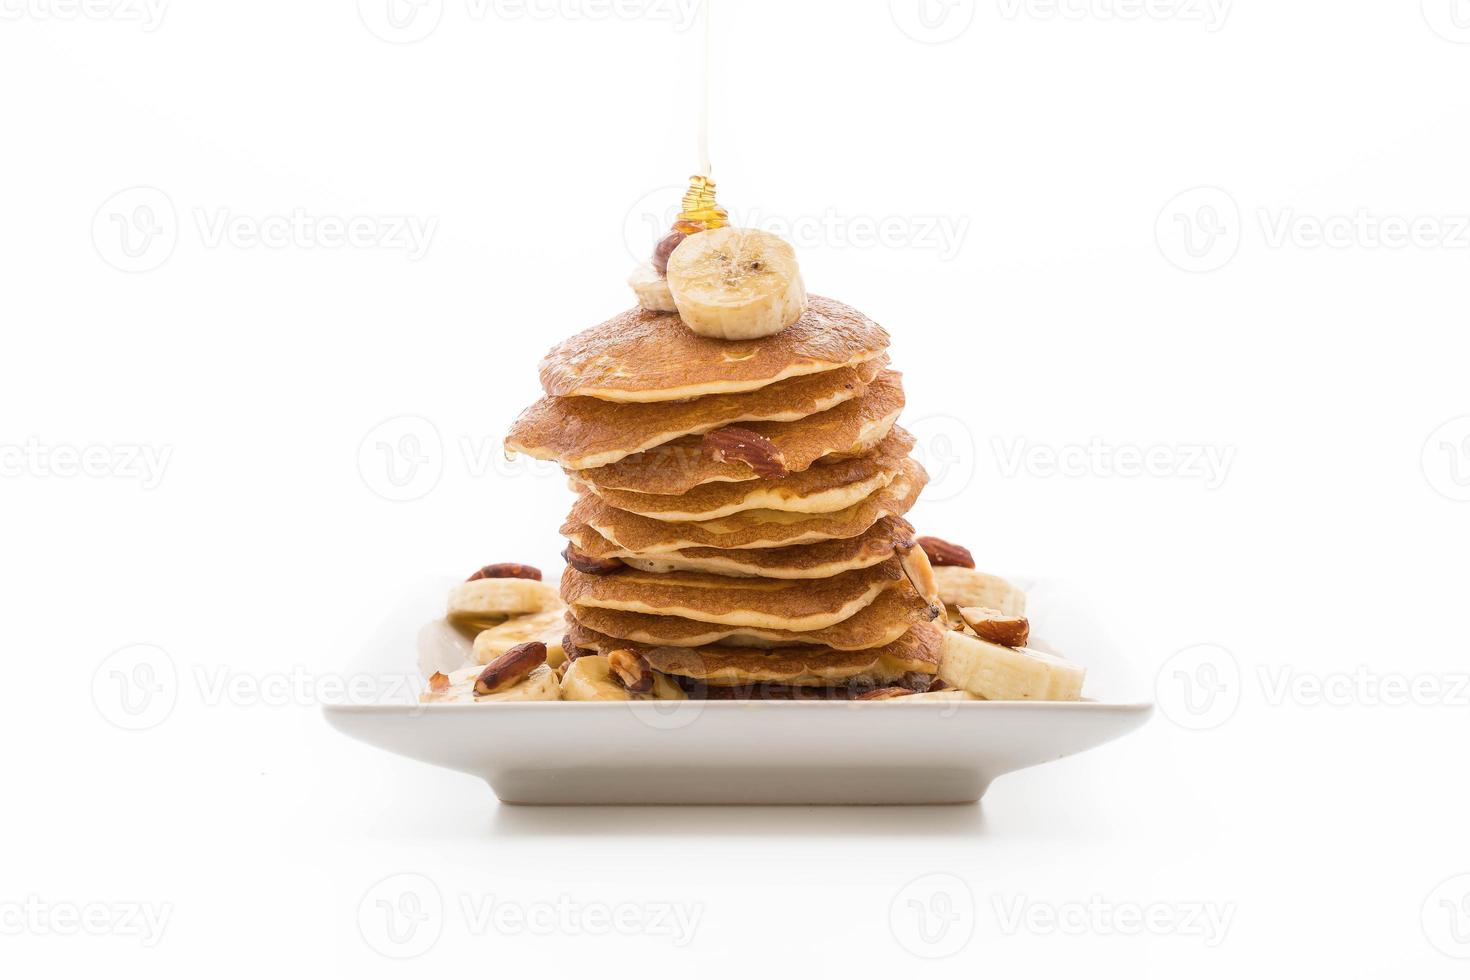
[506,295,953,700]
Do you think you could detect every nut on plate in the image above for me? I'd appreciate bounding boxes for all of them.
[466,562,543,582]
[474,641,548,696]
[958,606,1030,648]
[916,536,974,569]
[608,649,654,693]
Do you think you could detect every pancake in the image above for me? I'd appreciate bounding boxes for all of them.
[508,358,885,470]
[564,515,915,580]
[572,370,905,495]
[566,458,927,554]
[565,620,944,686]
[561,558,902,631]
[571,428,915,522]
[539,295,890,403]
[567,584,940,651]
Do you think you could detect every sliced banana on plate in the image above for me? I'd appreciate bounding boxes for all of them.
[447,577,560,626]
[472,607,568,668]
[420,664,562,703]
[937,630,1085,701]
[665,227,807,340]
[932,567,1027,617]
[560,655,686,702]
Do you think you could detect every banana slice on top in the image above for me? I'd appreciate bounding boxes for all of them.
[665,227,807,340]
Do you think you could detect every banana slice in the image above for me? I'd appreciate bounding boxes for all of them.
[419,664,562,703]
[901,689,982,702]
[447,578,560,626]
[560,655,686,702]
[665,227,807,340]
[932,567,1026,617]
[628,261,678,313]
[937,630,1085,701]
[472,607,568,668]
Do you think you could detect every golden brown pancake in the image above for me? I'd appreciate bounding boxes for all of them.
[566,584,939,650]
[566,458,927,554]
[508,358,885,470]
[571,428,915,522]
[539,295,891,403]
[564,515,915,580]
[561,559,902,630]
[565,620,944,686]
[571,370,905,495]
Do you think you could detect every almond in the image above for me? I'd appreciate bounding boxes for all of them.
[607,649,654,693]
[916,536,974,569]
[701,426,789,479]
[466,562,543,582]
[562,544,624,575]
[958,606,1030,648]
[473,641,548,696]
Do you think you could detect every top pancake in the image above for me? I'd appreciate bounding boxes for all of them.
[508,358,885,471]
[539,295,891,403]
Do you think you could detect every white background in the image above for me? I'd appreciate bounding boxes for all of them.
[3,0,1468,975]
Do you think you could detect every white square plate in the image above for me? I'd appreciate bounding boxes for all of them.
[323,576,1152,805]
